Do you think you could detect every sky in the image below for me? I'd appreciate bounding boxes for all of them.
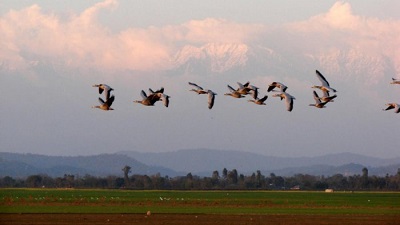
[1,0,399,158]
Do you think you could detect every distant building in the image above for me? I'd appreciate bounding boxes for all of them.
[290,185,300,190]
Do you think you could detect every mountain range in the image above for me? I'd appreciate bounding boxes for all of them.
[169,42,395,88]
[118,149,400,176]
[1,150,399,178]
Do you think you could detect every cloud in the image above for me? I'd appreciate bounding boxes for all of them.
[0,0,399,90]
[0,1,263,73]
[284,1,400,85]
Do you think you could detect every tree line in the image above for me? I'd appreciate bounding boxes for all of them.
[1,166,400,191]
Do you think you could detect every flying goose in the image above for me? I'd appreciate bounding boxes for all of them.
[383,103,400,113]
[188,82,217,109]
[390,78,400,85]
[188,82,208,94]
[92,84,114,100]
[159,93,170,107]
[248,95,268,105]
[207,90,217,109]
[312,70,337,93]
[236,81,254,95]
[148,87,164,94]
[267,82,288,92]
[247,84,259,99]
[224,85,245,98]
[309,91,336,108]
[133,90,159,106]
[319,89,337,102]
[92,95,115,111]
[272,92,295,112]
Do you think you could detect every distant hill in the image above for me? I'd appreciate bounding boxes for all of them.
[0,152,179,178]
[118,149,400,176]
[1,150,399,178]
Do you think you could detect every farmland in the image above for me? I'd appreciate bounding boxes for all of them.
[1,189,399,224]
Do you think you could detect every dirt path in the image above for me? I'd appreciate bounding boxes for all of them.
[1,214,400,225]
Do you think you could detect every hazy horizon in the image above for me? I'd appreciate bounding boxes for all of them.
[1,1,399,158]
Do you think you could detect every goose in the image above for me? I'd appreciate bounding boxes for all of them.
[148,87,164,94]
[92,84,114,100]
[247,84,259,99]
[390,78,400,85]
[309,91,336,108]
[319,89,337,102]
[236,81,254,95]
[147,87,166,104]
[224,85,245,98]
[188,82,208,94]
[207,90,217,109]
[312,70,337,93]
[159,93,170,107]
[133,90,159,106]
[92,95,115,111]
[267,82,288,92]
[272,92,295,112]
[248,95,268,105]
[188,82,216,109]
[383,103,400,113]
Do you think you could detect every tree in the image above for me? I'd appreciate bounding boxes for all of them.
[361,167,369,189]
[26,175,42,188]
[256,170,263,188]
[227,169,238,185]
[115,177,125,188]
[222,168,228,179]
[185,173,194,189]
[212,170,220,180]
[122,165,131,187]
[1,176,16,187]
[211,170,220,187]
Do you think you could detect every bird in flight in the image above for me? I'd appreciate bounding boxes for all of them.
[188,82,217,109]
[272,92,295,112]
[267,82,288,93]
[93,84,114,100]
[92,95,115,111]
[383,103,400,113]
[309,90,336,108]
[312,70,337,93]
[390,78,400,85]
[248,95,268,106]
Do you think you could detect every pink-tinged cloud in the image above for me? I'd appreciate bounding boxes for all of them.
[0,1,263,73]
[284,1,400,86]
[181,18,264,44]
[1,0,399,87]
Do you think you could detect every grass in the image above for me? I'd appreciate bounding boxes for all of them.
[1,189,399,215]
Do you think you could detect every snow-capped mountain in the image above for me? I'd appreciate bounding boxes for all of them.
[173,43,250,73]
[171,42,397,88]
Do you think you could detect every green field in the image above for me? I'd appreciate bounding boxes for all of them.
[1,189,399,215]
